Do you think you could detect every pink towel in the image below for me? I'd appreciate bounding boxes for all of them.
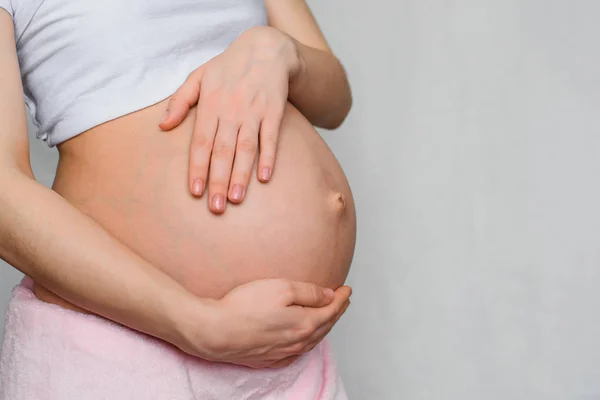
[0,278,347,399]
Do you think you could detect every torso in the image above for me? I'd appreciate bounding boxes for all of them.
[35,100,356,312]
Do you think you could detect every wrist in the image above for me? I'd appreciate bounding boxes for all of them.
[240,26,303,82]
[288,39,307,97]
[162,290,221,358]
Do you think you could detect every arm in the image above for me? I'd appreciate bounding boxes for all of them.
[266,0,353,129]
[0,12,206,346]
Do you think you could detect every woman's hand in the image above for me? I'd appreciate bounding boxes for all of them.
[174,279,351,369]
[159,27,303,214]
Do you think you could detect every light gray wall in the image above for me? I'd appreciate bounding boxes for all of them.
[319,0,600,399]
[2,0,600,399]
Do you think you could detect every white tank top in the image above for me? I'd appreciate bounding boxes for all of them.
[0,0,267,146]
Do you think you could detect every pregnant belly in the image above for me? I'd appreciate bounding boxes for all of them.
[42,100,356,304]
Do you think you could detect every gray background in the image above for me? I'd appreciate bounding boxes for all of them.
[2,0,600,399]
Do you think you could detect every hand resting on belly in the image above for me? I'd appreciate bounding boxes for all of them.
[54,101,356,299]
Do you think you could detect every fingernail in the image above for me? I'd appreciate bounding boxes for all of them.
[259,167,271,182]
[160,109,169,124]
[191,179,204,196]
[230,184,244,202]
[324,288,334,299]
[212,194,225,212]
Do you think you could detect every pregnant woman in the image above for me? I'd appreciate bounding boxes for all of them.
[0,0,356,398]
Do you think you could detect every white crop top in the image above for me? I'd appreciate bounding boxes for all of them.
[0,0,267,146]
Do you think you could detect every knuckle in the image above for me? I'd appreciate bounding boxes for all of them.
[283,328,298,343]
[202,91,220,110]
[278,281,296,302]
[260,133,278,149]
[237,138,258,154]
[168,96,184,109]
[271,104,286,120]
[299,321,316,339]
[304,342,317,353]
[275,278,291,291]
[212,142,235,158]
[242,115,261,133]
[190,160,208,171]
[191,135,211,150]
[221,106,240,125]
[223,89,249,117]
[284,280,296,295]
[291,343,305,354]
[233,86,250,104]
[250,91,268,110]
[308,284,322,301]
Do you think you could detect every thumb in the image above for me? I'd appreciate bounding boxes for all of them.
[159,66,205,131]
[286,281,335,308]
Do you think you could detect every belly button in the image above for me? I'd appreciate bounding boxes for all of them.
[329,192,347,213]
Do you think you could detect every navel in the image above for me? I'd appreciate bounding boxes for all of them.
[329,191,347,214]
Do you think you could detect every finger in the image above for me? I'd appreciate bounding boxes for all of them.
[284,299,350,357]
[160,68,205,130]
[312,286,352,326]
[229,360,269,369]
[299,327,332,356]
[208,119,239,213]
[305,299,350,347]
[230,355,292,370]
[244,361,272,369]
[188,97,218,197]
[285,281,336,308]
[228,118,260,204]
[267,355,300,369]
[257,105,284,183]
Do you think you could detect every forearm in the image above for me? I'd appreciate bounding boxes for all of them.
[0,169,208,346]
[288,40,352,130]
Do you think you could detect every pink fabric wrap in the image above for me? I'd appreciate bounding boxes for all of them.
[0,278,347,399]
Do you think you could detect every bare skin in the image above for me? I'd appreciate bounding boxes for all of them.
[43,97,356,297]
[0,0,355,369]
[39,96,356,363]
[160,1,353,214]
[34,99,356,367]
